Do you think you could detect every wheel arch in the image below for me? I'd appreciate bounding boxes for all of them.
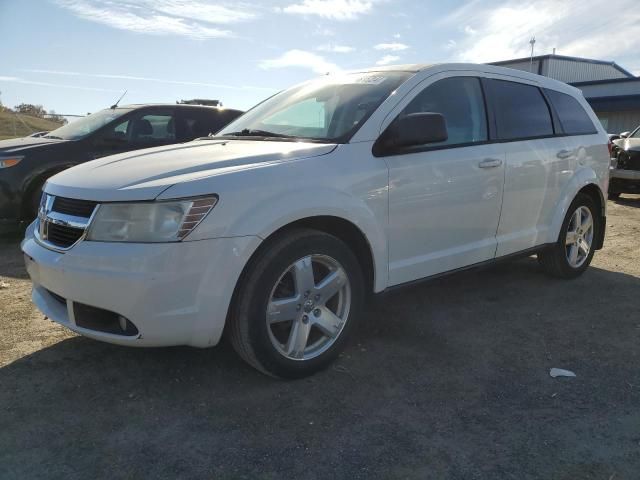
[20,164,74,219]
[235,215,378,301]
[549,176,606,250]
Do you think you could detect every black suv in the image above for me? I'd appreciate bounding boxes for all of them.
[0,103,242,221]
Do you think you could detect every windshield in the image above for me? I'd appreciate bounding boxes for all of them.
[45,108,133,140]
[217,71,412,143]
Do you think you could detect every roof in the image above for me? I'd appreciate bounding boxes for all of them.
[111,103,242,112]
[490,54,635,78]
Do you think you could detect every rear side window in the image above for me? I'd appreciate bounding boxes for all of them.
[178,109,242,141]
[488,80,554,140]
[545,90,597,135]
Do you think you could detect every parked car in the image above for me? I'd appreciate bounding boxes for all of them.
[0,104,242,221]
[609,125,640,199]
[22,64,609,378]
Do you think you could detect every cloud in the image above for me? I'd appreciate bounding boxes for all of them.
[443,0,640,64]
[392,33,401,39]
[375,55,400,66]
[21,69,275,92]
[374,42,409,51]
[259,49,340,74]
[0,75,121,92]
[54,0,257,38]
[316,44,355,53]
[282,0,373,20]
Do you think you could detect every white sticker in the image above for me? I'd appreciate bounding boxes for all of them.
[326,74,388,86]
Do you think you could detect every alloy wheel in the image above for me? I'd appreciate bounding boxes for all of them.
[266,254,351,361]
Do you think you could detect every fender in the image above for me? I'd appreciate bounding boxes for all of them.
[193,185,388,292]
[547,167,605,245]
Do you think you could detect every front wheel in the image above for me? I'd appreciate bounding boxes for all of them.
[538,193,599,278]
[228,228,364,379]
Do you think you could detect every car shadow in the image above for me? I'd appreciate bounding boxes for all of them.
[612,194,640,208]
[1,257,640,478]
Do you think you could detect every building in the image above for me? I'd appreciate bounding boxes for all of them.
[490,54,640,133]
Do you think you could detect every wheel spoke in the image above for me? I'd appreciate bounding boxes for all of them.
[581,214,593,234]
[573,209,582,229]
[314,308,343,338]
[285,320,311,358]
[568,244,579,265]
[315,269,347,304]
[293,256,315,295]
[578,239,590,256]
[565,231,578,245]
[267,297,300,324]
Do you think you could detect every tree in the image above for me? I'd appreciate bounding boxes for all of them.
[15,103,47,118]
[47,110,68,125]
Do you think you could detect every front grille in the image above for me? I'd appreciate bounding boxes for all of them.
[617,150,640,171]
[46,223,84,248]
[37,194,97,250]
[52,197,98,218]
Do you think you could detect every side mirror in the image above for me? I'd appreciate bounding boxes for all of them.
[382,112,448,151]
[620,131,631,138]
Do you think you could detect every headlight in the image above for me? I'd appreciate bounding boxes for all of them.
[0,156,24,168]
[86,196,218,242]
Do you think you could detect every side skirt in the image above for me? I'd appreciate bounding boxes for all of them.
[378,244,552,296]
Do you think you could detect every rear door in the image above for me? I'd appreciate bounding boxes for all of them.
[485,78,566,257]
[176,108,241,141]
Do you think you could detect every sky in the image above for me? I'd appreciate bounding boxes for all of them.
[1,0,639,116]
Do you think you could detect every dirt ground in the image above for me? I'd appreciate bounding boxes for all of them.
[1,197,639,480]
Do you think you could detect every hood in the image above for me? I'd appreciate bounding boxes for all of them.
[0,136,69,154]
[45,139,337,201]
[614,137,640,152]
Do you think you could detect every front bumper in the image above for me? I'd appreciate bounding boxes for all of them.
[21,222,261,348]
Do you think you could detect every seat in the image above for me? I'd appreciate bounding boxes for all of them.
[131,118,153,140]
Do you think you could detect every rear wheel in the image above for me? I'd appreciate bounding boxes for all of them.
[538,193,599,278]
[228,229,364,379]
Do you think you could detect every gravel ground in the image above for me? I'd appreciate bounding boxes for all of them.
[1,197,639,479]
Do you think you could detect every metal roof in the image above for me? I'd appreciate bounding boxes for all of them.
[490,54,635,79]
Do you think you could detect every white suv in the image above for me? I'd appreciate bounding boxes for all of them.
[22,64,609,378]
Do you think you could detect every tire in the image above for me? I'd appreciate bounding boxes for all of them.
[538,193,599,279]
[228,228,364,379]
[608,192,620,200]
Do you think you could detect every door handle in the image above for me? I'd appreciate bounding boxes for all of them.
[478,158,503,169]
[557,149,573,159]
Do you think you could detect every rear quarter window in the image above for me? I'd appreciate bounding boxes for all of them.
[487,79,554,140]
[545,89,597,135]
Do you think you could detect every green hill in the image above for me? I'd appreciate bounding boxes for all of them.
[0,110,64,140]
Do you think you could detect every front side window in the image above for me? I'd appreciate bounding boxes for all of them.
[488,80,554,140]
[630,126,640,138]
[101,110,176,145]
[546,90,597,135]
[217,71,412,142]
[398,76,488,148]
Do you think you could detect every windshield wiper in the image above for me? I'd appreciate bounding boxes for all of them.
[222,129,293,138]
[43,135,63,140]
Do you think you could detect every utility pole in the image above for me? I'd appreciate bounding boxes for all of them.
[529,36,536,72]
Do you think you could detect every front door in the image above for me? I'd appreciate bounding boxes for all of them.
[384,75,505,286]
[90,108,177,159]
